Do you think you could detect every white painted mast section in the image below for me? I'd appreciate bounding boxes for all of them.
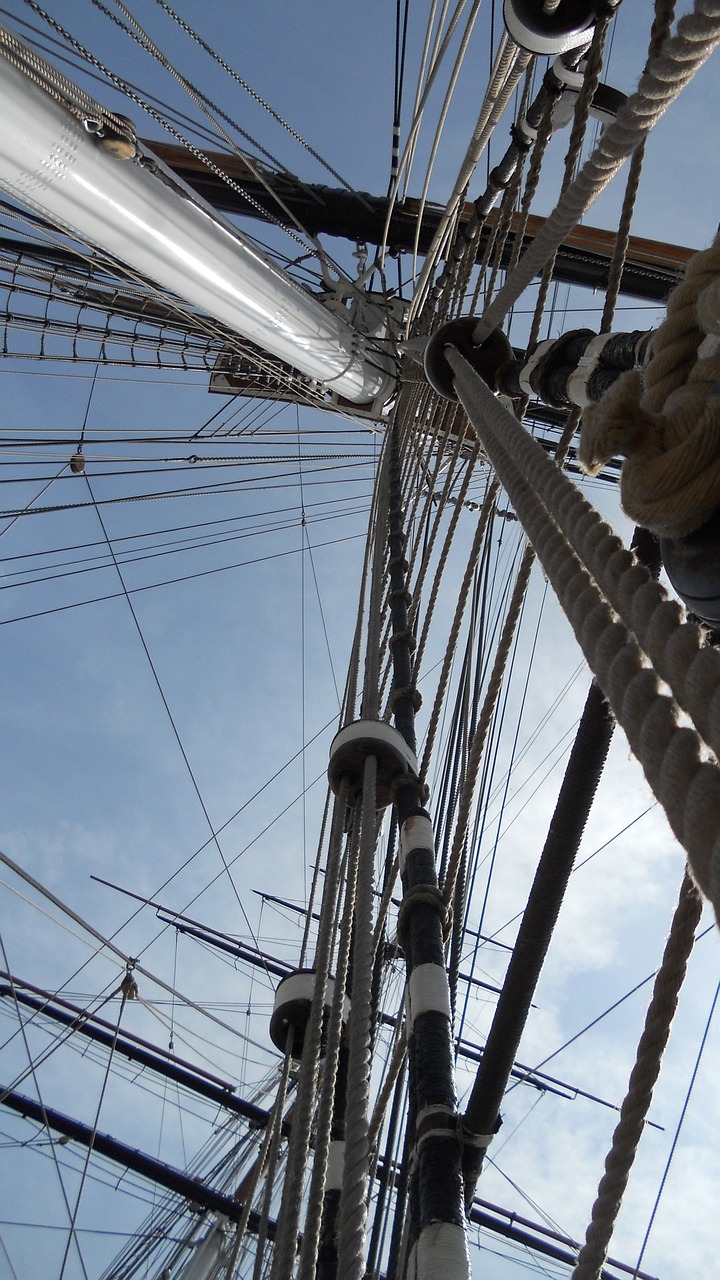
[0,53,395,406]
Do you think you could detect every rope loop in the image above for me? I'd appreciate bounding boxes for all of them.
[579,233,720,537]
[396,884,453,950]
[390,773,430,807]
[388,683,423,713]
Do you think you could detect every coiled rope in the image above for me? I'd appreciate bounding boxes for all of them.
[580,231,720,537]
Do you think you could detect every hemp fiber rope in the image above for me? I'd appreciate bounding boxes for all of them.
[472,0,720,345]
[269,779,349,1280]
[570,871,703,1280]
[448,348,720,771]
[580,231,720,537]
[297,809,363,1280]
[446,346,720,920]
[336,756,379,1280]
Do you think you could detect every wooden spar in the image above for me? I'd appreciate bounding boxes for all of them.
[147,141,692,303]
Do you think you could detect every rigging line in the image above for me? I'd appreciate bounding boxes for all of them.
[0,1232,19,1280]
[0,504,371,592]
[0,184,272,376]
[57,980,129,1280]
[0,1222,190,1242]
[400,0,450,200]
[633,974,720,1274]
[0,489,369,561]
[508,921,717,1092]
[0,530,367,628]
[24,0,310,254]
[153,0,375,214]
[0,454,374,479]
[0,463,68,543]
[99,765,329,1009]
[472,0,720,344]
[0,933,90,1280]
[409,0,485,284]
[83,475,265,959]
[409,37,533,322]
[297,404,308,903]
[304,522,342,710]
[477,806,658,966]
[389,0,411,188]
[92,0,332,256]
[0,851,274,1049]
[482,1155,570,1252]
[0,3,289,162]
[0,462,375,517]
[381,0,475,264]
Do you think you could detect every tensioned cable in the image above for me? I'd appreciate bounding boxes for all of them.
[408,37,532,324]
[84,473,272,966]
[407,0,484,284]
[472,0,720,343]
[0,504,370,593]
[400,0,451,200]
[0,851,277,1054]
[57,979,129,1280]
[0,465,376,520]
[152,0,375,214]
[633,974,720,1273]
[90,0,331,256]
[380,0,476,264]
[0,530,367,627]
[0,490,369,563]
[0,936,89,1280]
[0,206,332,414]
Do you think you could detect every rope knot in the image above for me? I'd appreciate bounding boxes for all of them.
[396,884,453,950]
[579,234,720,538]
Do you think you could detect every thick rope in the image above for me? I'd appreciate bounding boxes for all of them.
[336,755,379,1280]
[411,443,482,677]
[269,780,349,1280]
[250,1042,294,1280]
[411,40,532,322]
[447,347,720,918]
[581,233,720,536]
[472,0,720,344]
[597,0,679,337]
[570,871,703,1280]
[420,480,500,780]
[528,14,613,355]
[368,1026,408,1151]
[297,816,363,1280]
[407,423,474,640]
[448,348,720,769]
[441,541,535,904]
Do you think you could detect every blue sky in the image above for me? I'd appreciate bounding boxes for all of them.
[0,2,718,1278]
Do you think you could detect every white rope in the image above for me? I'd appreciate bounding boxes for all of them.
[410,39,532,323]
[472,0,720,343]
[269,780,350,1280]
[449,353,720,767]
[381,0,477,267]
[409,1,489,286]
[296,814,363,1280]
[419,478,500,780]
[336,755,379,1280]
[571,871,703,1280]
[447,348,720,918]
[441,540,535,903]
